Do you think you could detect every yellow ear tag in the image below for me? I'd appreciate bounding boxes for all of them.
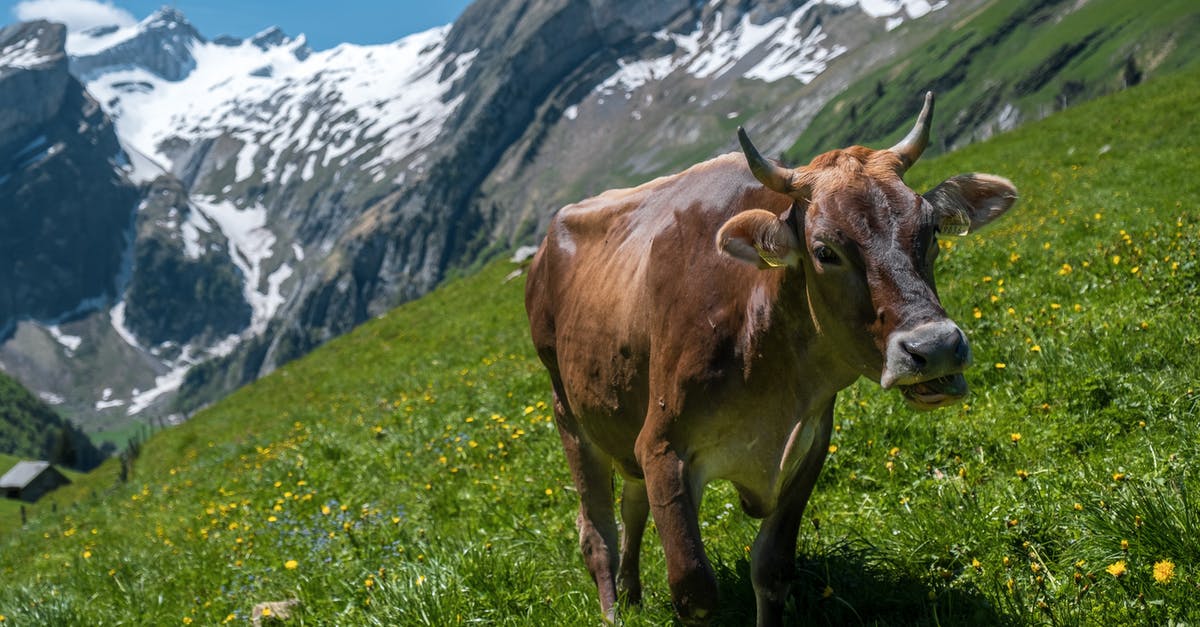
[940,208,971,236]
[755,246,788,268]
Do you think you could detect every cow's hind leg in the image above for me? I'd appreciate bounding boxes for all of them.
[552,389,620,621]
[618,478,649,605]
[750,411,833,627]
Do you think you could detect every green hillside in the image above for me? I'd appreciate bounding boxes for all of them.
[787,0,1200,161]
[0,371,103,471]
[1,66,1198,625]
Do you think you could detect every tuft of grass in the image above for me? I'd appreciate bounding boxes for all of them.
[0,65,1198,626]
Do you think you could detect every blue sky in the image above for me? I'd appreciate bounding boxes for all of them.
[3,0,475,50]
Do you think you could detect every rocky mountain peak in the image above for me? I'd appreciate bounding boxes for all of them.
[0,21,70,153]
[0,20,66,72]
[69,5,204,82]
[144,5,191,30]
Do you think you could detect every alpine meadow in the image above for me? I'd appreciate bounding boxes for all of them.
[1,59,1198,625]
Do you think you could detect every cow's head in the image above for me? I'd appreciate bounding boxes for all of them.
[717,93,1016,409]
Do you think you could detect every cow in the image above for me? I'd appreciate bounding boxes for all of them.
[524,93,1016,626]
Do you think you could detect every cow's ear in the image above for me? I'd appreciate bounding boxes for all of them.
[924,173,1017,235]
[717,209,801,269]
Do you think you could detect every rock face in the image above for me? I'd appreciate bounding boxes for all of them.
[0,20,138,336]
[123,175,251,347]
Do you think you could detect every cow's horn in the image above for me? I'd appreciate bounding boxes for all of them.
[738,126,795,194]
[890,91,935,172]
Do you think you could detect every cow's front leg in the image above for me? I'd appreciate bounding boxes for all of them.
[637,443,716,625]
[553,391,620,622]
[750,410,833,627]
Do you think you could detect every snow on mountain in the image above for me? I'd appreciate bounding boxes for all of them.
[188,196,285,335]
[591,0,948,102]
[0,28,56,69]
[80,19,476,186]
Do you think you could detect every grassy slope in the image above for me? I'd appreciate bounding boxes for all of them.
[786,0,1200,161]
[0,67,1198,625]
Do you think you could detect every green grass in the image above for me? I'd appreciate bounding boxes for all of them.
[1,65,1199,625]
[787,0,1200,161]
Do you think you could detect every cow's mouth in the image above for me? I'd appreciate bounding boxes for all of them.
[899,373,968,410]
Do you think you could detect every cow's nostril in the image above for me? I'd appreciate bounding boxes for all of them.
[901,340,927,368]
[954,333,970,364]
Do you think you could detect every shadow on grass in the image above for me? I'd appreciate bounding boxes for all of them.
[709,539,1011,627]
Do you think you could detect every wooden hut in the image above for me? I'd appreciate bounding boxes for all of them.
[0,461,70,503]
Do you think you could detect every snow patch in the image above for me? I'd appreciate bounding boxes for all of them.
[235,140,259,182]
[47,325,82,353]
[109,301,141,349]
[38,391,66,405]
[563,105,579,121]
[127,364,187,415]
[95,398,126,410]
[190,196,282,334]
[115,139,166,183]
[0,32,54,69]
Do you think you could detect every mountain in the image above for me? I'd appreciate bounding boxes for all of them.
[0,0,1193,447]
[0,21,138,337]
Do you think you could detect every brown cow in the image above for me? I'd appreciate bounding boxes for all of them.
[525,93,1015,626]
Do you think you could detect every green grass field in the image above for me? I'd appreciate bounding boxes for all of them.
[0,65,1198,626]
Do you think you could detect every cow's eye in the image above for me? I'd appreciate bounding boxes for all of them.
[814,245,839,265]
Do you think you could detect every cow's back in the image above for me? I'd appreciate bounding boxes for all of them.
[525,153,793,471]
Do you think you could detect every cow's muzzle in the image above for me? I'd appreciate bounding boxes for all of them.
[880,320,971,409]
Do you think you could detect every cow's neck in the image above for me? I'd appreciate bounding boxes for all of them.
[745,265,860,415]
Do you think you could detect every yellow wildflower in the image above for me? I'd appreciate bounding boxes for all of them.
[1106,561,1127,578]
[1010,433,1022,443]
[995,363,1006,369]
[1153,560,1175,584]
[284,559,298,570]
[827,444,838,454]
